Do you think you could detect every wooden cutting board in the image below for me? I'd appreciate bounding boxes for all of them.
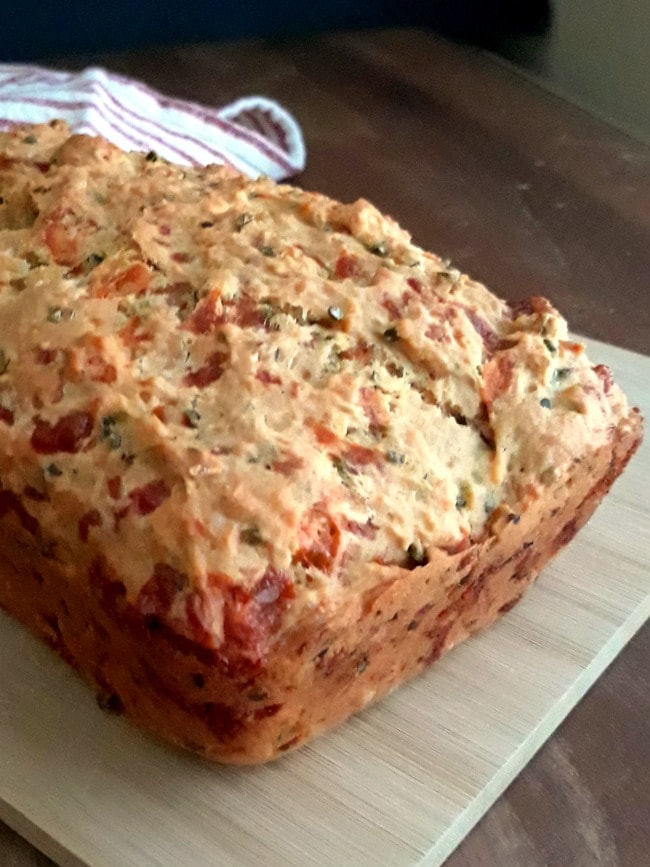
[0,337,647,867]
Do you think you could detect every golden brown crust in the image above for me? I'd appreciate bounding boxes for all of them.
[0,410,641,762]
[0,122,644,762]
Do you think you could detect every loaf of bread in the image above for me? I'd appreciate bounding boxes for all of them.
[0,121,642,763]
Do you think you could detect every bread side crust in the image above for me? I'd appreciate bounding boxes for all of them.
[0,125,644,763]
[0,409,641,763]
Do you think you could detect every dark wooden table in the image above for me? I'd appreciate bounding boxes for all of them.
[2,28,648,866]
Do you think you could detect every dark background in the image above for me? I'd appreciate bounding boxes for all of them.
[0,1,549,61]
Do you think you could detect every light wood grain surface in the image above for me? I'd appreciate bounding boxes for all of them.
[0,337,646,866]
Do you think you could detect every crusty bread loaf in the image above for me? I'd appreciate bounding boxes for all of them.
[0,121,642,763]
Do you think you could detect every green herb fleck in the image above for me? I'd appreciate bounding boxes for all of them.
[385,450,405,465]
[145,151,158,162]
[367,241,388,257]
[44,463,62,478]
[285,304,306,324]
[406,543,428,567]
[85,252,105,270]
[327,306,344,321]
[200,220,214,229]
[47,306,71,323]
[332,455,352,482]
[127,296,153,319]
[324,346,343,374]
[260,245,276,257]
[236,212,253,230]
[383,327,399,343]
[553,367,572,384]
[49,306,74,323]
[25,251,46,268]
[543,338,557,354]
[240,526,264,546]
[439,267,462,282]
[259,303,277,327]
[540,397,552,409]
[99,416,122,450]
[23,134,37,145]
[456,482,472,510]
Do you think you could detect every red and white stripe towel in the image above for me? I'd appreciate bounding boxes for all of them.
[0,64,306,180]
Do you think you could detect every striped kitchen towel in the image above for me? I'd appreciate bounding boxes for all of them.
[0,64,306,180]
